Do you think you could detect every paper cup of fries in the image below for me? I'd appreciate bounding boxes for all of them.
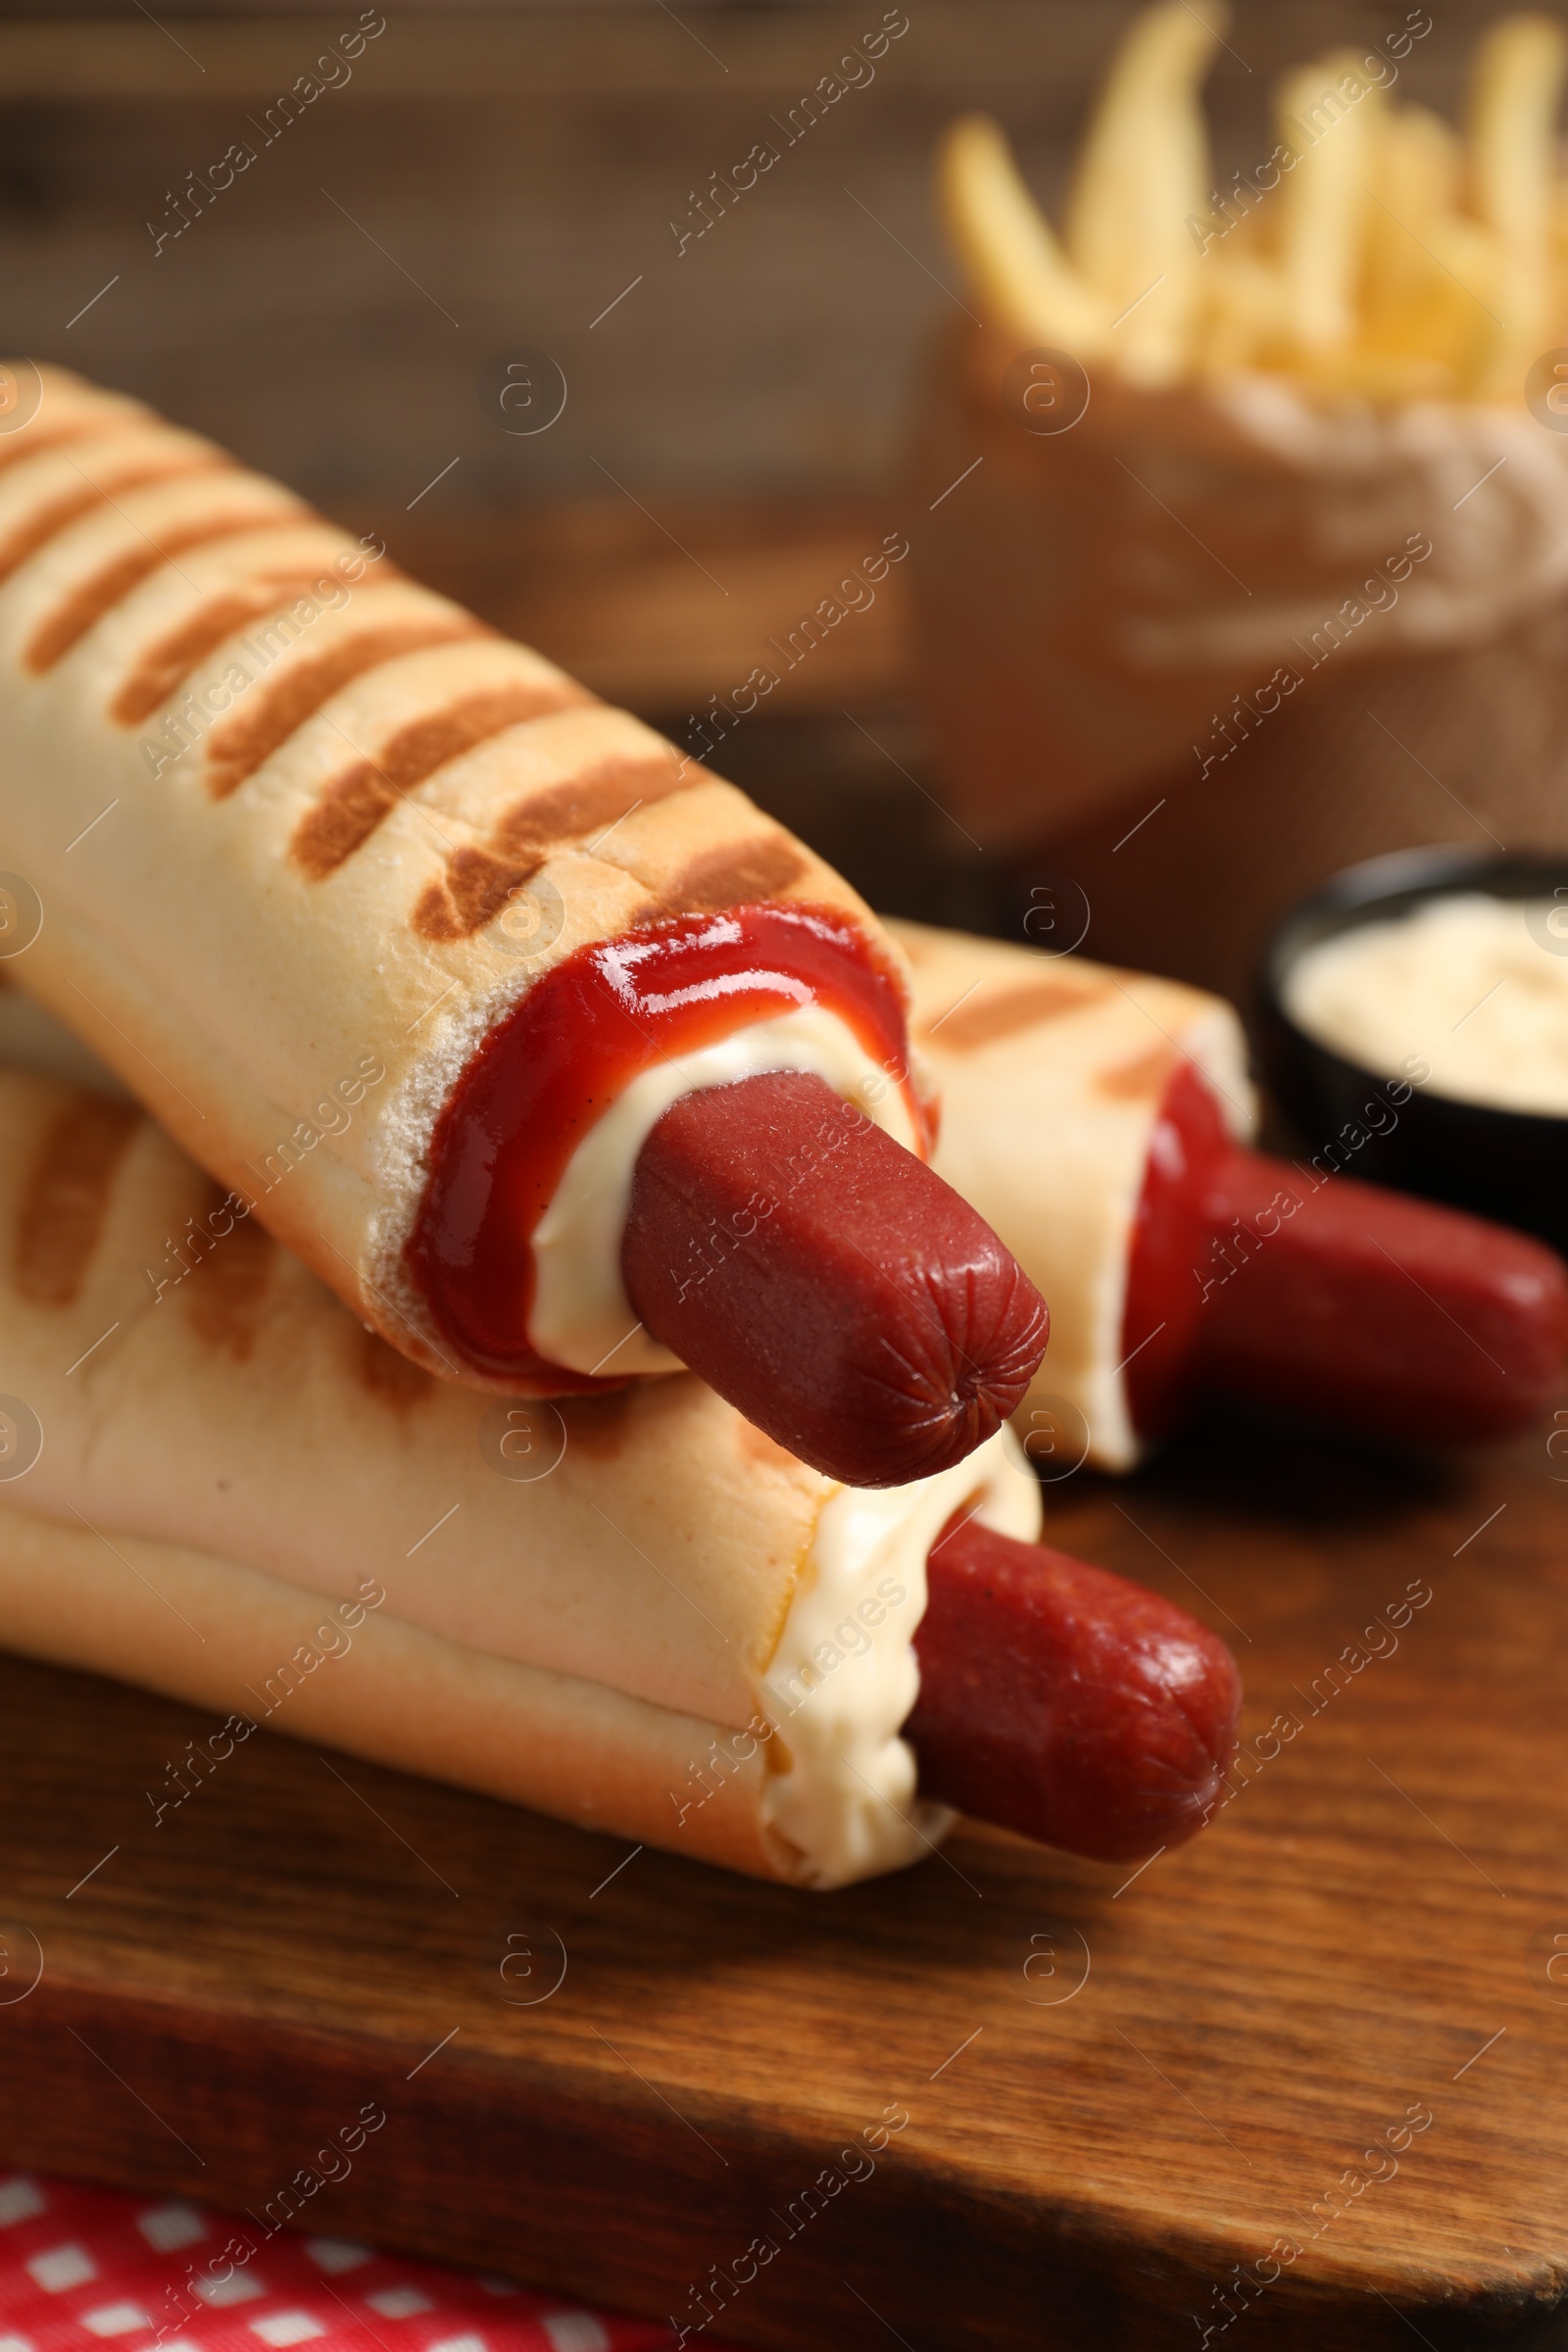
[908,4,1568,999]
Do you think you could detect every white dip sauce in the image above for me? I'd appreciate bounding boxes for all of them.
[759,1421,1040,1889]
[1284,893,1568,1116]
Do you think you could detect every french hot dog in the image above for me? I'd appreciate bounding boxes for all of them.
[0,1067,1234,1883]
[898,922,1568,1463]
[0,368,1043,1486]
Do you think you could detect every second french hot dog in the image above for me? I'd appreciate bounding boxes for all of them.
[898,923,1568,1466]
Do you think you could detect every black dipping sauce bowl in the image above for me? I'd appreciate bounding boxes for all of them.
[1260,845,1568,1255]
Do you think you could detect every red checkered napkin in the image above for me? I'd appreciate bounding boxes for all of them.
[0,2175,723,2352]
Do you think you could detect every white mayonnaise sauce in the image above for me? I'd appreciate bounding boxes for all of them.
[1284,893,1568,1116]
[759,1423,1041,1889]
[528,1004,919,1376]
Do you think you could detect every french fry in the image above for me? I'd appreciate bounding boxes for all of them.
[1467,13,1568,396]
[1275,51,1384,360]
[936,4,1568,412]
[1548,181,1568,347]
[1361,108,1496,394]
[937,114,1109,353]
[1062,0,1226,382]
[1363,105,1464,325]
[1404,217,1503,398]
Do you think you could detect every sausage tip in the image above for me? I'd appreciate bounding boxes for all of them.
[623,1070,1050,1487]
[909,1515,1242,1863]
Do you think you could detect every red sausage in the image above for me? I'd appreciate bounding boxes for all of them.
[1123,1060,1568,1446]
[908,1513,1241,1862]
[622,1070,1050,1490]
[1195,1144,1568,1445]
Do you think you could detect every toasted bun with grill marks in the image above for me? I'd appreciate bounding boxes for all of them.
[0,1063,1029,1886]
[0,1068,827,1734]
[0,367,899,1384]
[0,1063,832,1880]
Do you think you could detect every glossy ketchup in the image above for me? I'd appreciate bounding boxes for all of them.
[406,902,922,1385]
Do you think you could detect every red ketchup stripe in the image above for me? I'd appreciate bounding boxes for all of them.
[406,903,920,1386]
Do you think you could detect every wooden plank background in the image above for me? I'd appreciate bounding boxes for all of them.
[0,3,1509,512]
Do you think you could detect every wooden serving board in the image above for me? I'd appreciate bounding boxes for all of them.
[2,1409,1567,2351]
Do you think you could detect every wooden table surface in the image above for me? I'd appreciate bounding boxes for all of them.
[2,1405,1566,2350]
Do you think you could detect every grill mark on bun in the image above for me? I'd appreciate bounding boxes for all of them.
[919,976,1107,1053]
[204,614,491,802]
[291,764,397,882]
[413,844,542,942]
[410,750,693,942]
[25,507,313,675]
[183,1195,276,1358]
[0,454,232,589]
[491,752,688,860]
[15,1096,141,1307]
[1099,1044,1180,1102]
[289,677,589,880]
[0,419,123,477]
[661,834,807,914]
[111,567,368,725]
